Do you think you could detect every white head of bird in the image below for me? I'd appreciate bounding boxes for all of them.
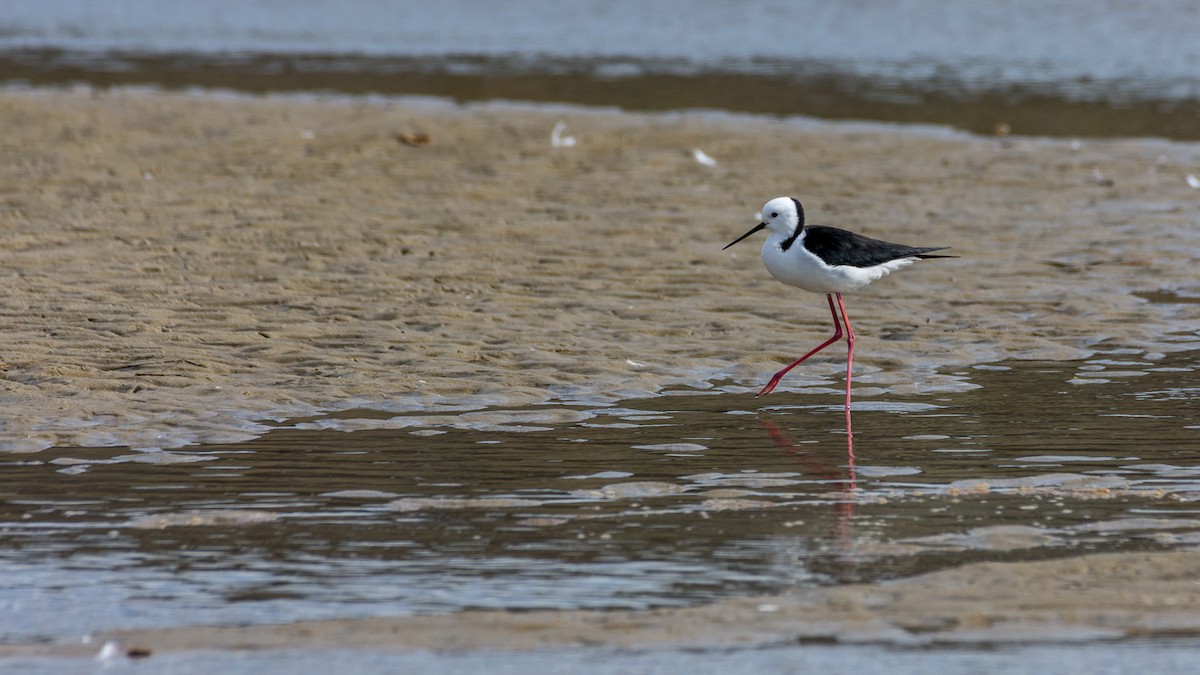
[722,196,803,251]
[759,197,803,237]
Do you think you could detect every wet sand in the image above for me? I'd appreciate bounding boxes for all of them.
[1,88,1198,451]
[2,89,1200,664]
[4,550,1200,657]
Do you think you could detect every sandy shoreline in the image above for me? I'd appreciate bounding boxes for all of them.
[1,88,1199,450]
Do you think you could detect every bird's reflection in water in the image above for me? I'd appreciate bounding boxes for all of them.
[759,416,859,581]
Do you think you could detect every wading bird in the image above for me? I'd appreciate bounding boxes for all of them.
[724,197,955,437]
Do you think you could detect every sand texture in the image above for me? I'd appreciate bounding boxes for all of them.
[1,89,1198,450]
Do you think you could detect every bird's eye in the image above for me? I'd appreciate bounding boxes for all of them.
[770,212,778,218]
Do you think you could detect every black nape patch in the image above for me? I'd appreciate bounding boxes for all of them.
[779,199,807,252]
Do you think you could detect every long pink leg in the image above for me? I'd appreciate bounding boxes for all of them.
[757,294,843,397]
[834,293,856,440]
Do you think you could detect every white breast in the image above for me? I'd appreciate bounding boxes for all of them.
[759,231,915,294]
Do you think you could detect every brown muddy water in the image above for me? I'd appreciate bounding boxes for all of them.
[2,346,1197,657]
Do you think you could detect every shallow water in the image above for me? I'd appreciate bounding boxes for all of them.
[4,0,1200,138]
[2,347,1197,645]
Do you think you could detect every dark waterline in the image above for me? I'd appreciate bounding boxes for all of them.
[5,49,1200,140]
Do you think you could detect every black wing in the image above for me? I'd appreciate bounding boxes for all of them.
[801,226,953,268]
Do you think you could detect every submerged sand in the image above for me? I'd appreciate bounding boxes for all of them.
[5,549,1200,657]
[1,88,1198,450]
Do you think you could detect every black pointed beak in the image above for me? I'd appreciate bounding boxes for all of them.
[723,222,766,250]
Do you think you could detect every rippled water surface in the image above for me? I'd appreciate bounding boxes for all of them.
[2,346,1197,644]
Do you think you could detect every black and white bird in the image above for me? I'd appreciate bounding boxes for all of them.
[724,197,955,429]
